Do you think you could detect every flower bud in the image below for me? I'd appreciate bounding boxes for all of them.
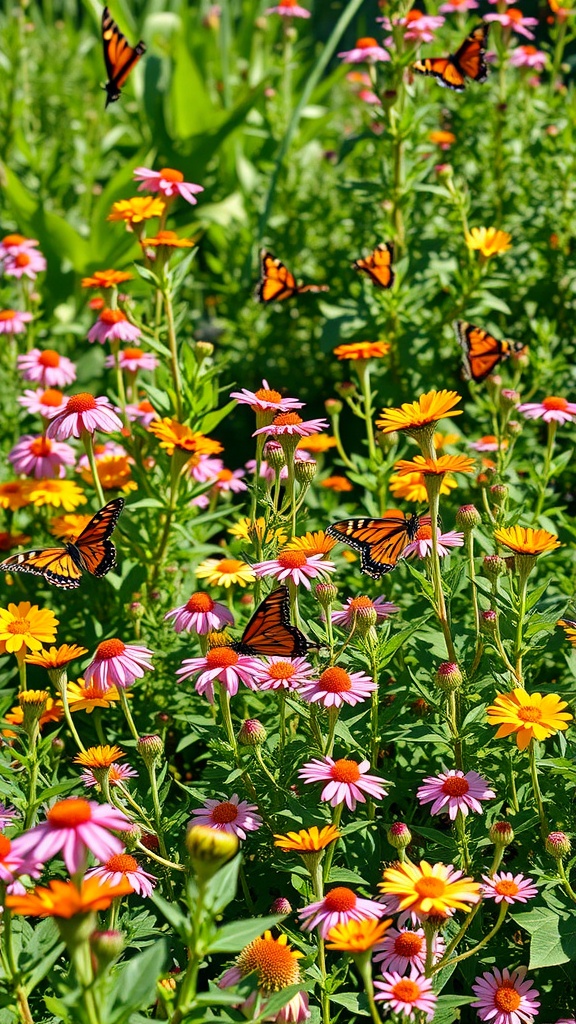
[500,388,519,410]
[334,381,357,400]
[353,605,378,635]
[483,554,507,579]
[128,601,144,621]
[117,823,142,850]
[186,824,239,879]
[545,831,572,860]
[490,484,508,507]
[270,896,292,914]
[51,736,65,754]
[18,690,49,732]
[434,662,463,693]
[456,504,482,530]
[90,929,125,968]
[263,441,285,470]
[194,340,214,364]
[294,458,317,484]
[238,719,267,747]
[489,820,515,847]
[324,397,343,416]
[315,581,338,609]
[376,429,399,452]
[480,609,497,633]
[435,163,453,182]
[137,734,163,767]
[387,822,412,850]
[507,419,522,437]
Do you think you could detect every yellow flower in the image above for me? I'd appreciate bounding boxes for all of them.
[107,196,165,227]
[49,514,93,539]
[80,455,137,493]
[379,860,481,916]
[27,479,87,511]
[66,679,125,713]
[465,227,512,258]
[326,919,392,952]
[81,270,133,289]
[297,434,337,453]
[332,341,390,361]
[284,530,337,555]
[195,557,256,588]
[142,230,193,248]
[377,390,463,435]
[274,825,340,853]
[494,525,560,555]
[389,470,457,503]
[74,745,125,768]
[433,431,461,450]
[0,481,33,511]
[486,688,572,750]
[0,602,59,655]
[341,550,357,563]
[228,517,287,546]
[148,418,223,461]
[393,454,475,477]
[4,696,63,734]
[26,644,88,668]
[321,476,353,492]
[235,931,303,993]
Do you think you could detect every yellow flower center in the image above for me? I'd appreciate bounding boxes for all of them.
[278,550,308,569]
[356,36,378,46]
[255,387,282,403]
[159,168,184,182]
[186,593,215,613]
[0,310,16,321]
[268,661,296,680]
[517,705,542,723]
[211,801,239,824]
[415,877,446,898]
[331,759,361,783]
[30,437,53,457]
[324,887,357,912]
[122,347,143,360]
[442,777,470,797]
[41,389,64,407]
[217,558,245,574]
[542,396,568,411]
[319,667,352,693]
[205,647,239,668]
[38,349,61,368]
[494,879,519,897]
[7,615,33,635]
[494,983,522,1012]
[394,931,424,957]
[273,412,303,426]
[96,638,126,659]
[106,853,138,872]
[67,393,98,413]
[47,798,92,827]
[391,979,421,1003]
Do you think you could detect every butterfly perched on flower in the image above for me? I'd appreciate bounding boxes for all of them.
[231,586,309,656]
[256,251,329,303]
[102,6,146,107]
[353,243,394,289]
[327,511,431,578]
[413,24,488,91]
[456,321,525,383]
[0,498,124,589]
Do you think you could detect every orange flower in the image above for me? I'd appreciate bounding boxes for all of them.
[26,644,88,669]
[494,526,560,555]
[297,434,337,453]
[321,476,353,492]
[429,130,456,147]
[0,532,31,552]
[74,745,125,768]
[4,696,63,735]
[283,531,337,555]
[142,230,193,248]
[393,454,474,477]
[377,390,463,435]
[0,481,33,511]
[380,860,481,915]
[49,514,93,540]
[486,688,572,750]
[81,270,133,289]
[66,679,125,713]
[5,877,134,918]
[333,341,390,361]
[148,418,223,460]
[274,825,340,853]
[465,227,512,258]
[389,470,457,503]
[326,919,392,951]
[80,455,137,493]
[107,196,165,227]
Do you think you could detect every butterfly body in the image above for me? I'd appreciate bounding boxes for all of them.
[231,586,308,656]
[102,7,146,107]
[0,498,124,589]
[456,321,524,382]
[257,251,329,303]
[327,511,429,578]
[413,24,488,91]
[353,243,394,289]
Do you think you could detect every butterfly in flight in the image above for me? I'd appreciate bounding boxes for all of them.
[102,6,146,107]
[256,251,329,303]
[557,619,576,642]
[456,321,525,383]
[327,511,431,579]
[0,498,124,590]
[412,24,488,91]
[231,586,309,656]
[353,243,395,289]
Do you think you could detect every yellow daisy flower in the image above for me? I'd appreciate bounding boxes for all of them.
[379,860,481,916]
[66,679,125,713]
[0,481,33,511]
[297,434,337,453]
[148,418,223,461]
[284,530,337,555]
[486,688,572,750]
[26,644,88,668]
[389,470,457,503]
[0,602,59,655]
[80,455,137,493]
[326,919,392,952]
[73,745,125,768]
[377,390,463,435]
[393,454,475,477]
[195,557,256,588]
[26,479,87,511]
[228,517,287,546]
[494,526,560,556]
[274,825,340,853]
[49,514,93,540]
[465,226,512,258]
[107,196,165,227]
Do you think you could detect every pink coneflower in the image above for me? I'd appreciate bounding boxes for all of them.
[484,9,538,38]
[212,467,247,493]
[0,804,19,829]
[254,550,336,589]
[416,769,495,820]
[265,0,311,17]
[299,666,377,709]
[358,88,382,105]
[404,526,464,559]
[253,412,329,439]
[8,434,75,479]
[189,794,262,839]
[375,969,437,1020]
[480,872,538,905]
[299,756,387,810]
[517,395,576,424]
[190,456,224,483]
[85,853,157,897]
[469,435,507,452]
[88,309,142,345]
[18,388,66,419]
[374,926,445,974]
[510,44,547,69]
[0,835,39,883]
[125,399,158,426]
[331,595,399,628]
[380,10,445,43]
[471,967,540,1024]
[176,647,264,703]
[439,0,478,11]
[104,347,158,373]
[17,348,76,387]
[257,656,315,690]
[164,592,234,634]
[3,249,46,280]
[0,234,41,258]
[0,310,33,335]
[338,37,390,63]
[46,394,123,440]
[298,886,386,937]
[230,380,303,413]
[81,763,138,789]
[10,798,128,874]
[134,167,204,206]
[83,639,154,693]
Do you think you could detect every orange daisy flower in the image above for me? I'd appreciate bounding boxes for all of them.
[297,434,337,453]
[393,454,474,477]
[5,877,133,918]
[148,418,223,460]
[333,341,390,361]
[142,230,193,248]
[321,476,353,493]
[107,197,165,227]
[81,270,133,289]
[377,390,463,435]
[494,526,560,556]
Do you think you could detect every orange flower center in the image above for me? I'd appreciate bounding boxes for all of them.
[517,705,542,723]
[160,168,184,182]
[542,396,568,411]
[2,234,26,245]
[41,388,64,407]
[391,979,421,1003]
[331,759,361,783]
[273,413,303,426]
[323,887,357,912]
[356,36,378,46]
[416,525,433,541]
[0,835,11,858]
[217,469,234,482]
[405,9,424,21]
[38,349,61,368]
[122,347,143,360]
[349,596,374,610]
[205,647,239,668]
[278,550,308,569]
[100,309,126,325]
[0,310,16,320]
[494,879,519,897]
[211,801,239,823]
[106,853,138,872]
[67,393,98,413]
[415,877,446,898]
[30,437,53,457]
[441,776,470,797]
[254,387,282,403]
[394,931,424,957]
[185,593,214,613]
[319,667,352,693]
[217,558,245,574]
[15,253,32,267]
[139,400,154,412]
[47,798,92,827]
[238,936,300,991]
[96,638,126,660]
[7,618,31,635]
[494,983,522,1012]
[506,8,524,21]
[268,661,296,680]
[521,45,538,54]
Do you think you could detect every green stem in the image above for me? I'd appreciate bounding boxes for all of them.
[324,706,339,758]
[514,565,531,683]
[23,731,39,830]
[430,903,508,975]
[18,658,26,693]
[118,688,139,742]
[356,955,384,1024]
[558,858,576,905]
[147,759,170,862]
[82,430,106,508]
[162,286,184,420]
[356,361,377,463]
[424,472,457,663]
[455,810,471,873]
[322,804,343,883]
[218,684,237,754]
[3,908,35,1024]
[533,420,557,522]
[61,684,86,752]
[528,740,549,840]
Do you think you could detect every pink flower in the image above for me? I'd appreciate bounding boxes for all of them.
[190,456,224,483]
[177,647,265,703]
[374,926,445,974]
[480,871,538,904]
[189,794,262,839]
[212,467,247,493]
[219,971,310,1022]
[17,348,76,387]
[0,835,39,883]
[3,249,46,279]
[85,853,157,897]
[254,550,336,589]
[439,0,478,10]
[510,44,547,69]
[164,592,234,634]
[0,804,19,829]
[331,595,399,628]
[230,379,304,413]
[245,446,312,483]
[46,393,123,440]
[125,399,158,426]
[264,0,311,17]
[88,309,141,345]
[8,434,75,479]
[404,528,464,559]
[81,763,138,789]
[299,666,377,708]
[298,756,387,810]
[338,37,390,63]
[105,347,158,373]
[253,413,330,438]
[0,309,33,335]
[18,388,67,419]
[257,656,315,690]
[10,798,129,874]
[471,967,540,1024]
[83,639,154,693]
[358,88,382,105]
[375,968,437,1019]
[469,435,506,452]
[517,395,576,424]
[416,769,495,819]
[134,166,204,206]
[380,10,445,43]
[299,886,386,937]
[484,9,538,38]
[0,234,41,258]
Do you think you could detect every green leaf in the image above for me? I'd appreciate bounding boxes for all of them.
[330,992,370,1015]
[199,400,237,435]
[511,905,576,967]
[206,915,285,953]
[108,941,167,1023]
[203,853,241,914]
[251,985,307,1023]
[150,893,189,936]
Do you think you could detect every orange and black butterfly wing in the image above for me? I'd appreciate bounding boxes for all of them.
[232,586,308,656]
[327,511,420,578]
[413,56,466,91]
[257,251,300,303]
[0,547,83,589]
[453,24,489,84]
[456,321,506,382]
[73,497,125,577]
[102,7,146,107]
[353,243,395,289]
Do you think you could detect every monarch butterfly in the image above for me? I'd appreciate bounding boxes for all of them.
[353,243,395,289]
[412,24,488,91]
[256,251,329,303]
[327,511,431,578]
[456,321,525,383]
[231,586,309,656]
[0,498,124,589]
[102,6,146,107]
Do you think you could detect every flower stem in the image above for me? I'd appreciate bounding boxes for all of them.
[118,688,139,742]
[558,858,576,905]
[356,955,384,1024]
[355,361,377,464]
[528,740,549,840]
[82,430,106,508]
[533,419,557,522]
[324,706,339,758]
[430,903,508,975]
[162,285,184,421]
[218,684,237,754]
[322,804,343,883]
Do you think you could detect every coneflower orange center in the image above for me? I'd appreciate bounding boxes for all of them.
[15,253,31,267]
[106,853,138,873]
[30,437,53,457]
[394,931,424,957]
[323,887,357,912]
[268,661,296,680]
[356,36,378,46]
[0,835,11,858]
[273,413,303,426]
[494,880,519,896]
[0,310,16,320]
[349,596,374,611]
[405,9,424,21]
[415,877,446,898]
[160,168,184,182]
[41,389,64,407]
[67,393,98,413]
[3,234,26,245]
[494,983,522,1012]
[442,776,470,797]
[38,350,61,368]
[97,638,126,660]
[211,801,239,824]
[391,979,421,1003]
[205,647,239,668]
[47,798,92,827]
[237,936,300,992]
[278,550,308,569]
[122,347,143,360]
[319,667,352,692]
[186,593,214,613]
[416,525,433,541]
[331,759,361,783]
[217,469,234,482]
[139,400,154,412]
[542,396,568,411]
[506,7,524,21]
[7,618,31,635]
[100,309,126,325]
[517,705,542,722]
[255,387,282,403]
